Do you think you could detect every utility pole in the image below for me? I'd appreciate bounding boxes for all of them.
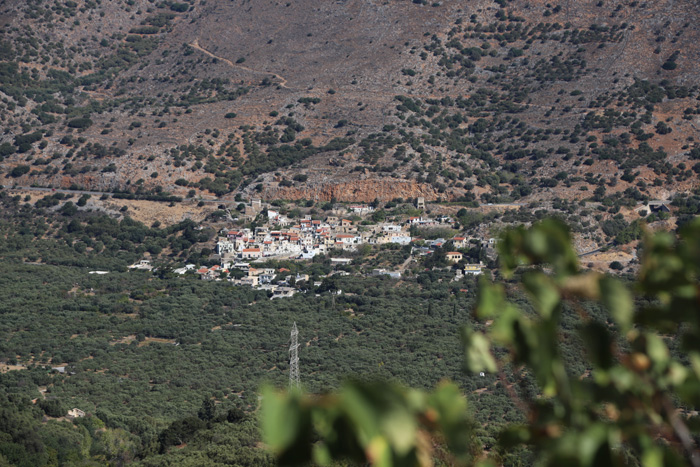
[289,322,300,390]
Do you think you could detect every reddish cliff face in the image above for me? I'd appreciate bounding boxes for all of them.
[262,179,441,203]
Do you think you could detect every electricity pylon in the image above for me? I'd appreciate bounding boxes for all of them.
[289,322,300,390]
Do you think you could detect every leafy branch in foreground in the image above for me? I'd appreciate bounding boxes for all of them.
[262,219,700,466]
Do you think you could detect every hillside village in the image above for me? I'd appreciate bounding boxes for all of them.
[169,198,491,297]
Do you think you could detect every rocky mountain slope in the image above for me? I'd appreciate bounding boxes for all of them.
[1,0,699,204]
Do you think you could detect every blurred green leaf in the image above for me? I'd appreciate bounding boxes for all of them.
[498,425,531,447]
[462,328,498,374]
[366,435,392,467]
[260,386,313,464]
[260,386,299,451]
[498,219,578,278]
[475,278,507,319]
[599,276,633,331]
[645,333,670,373]
[580,322,614,370]
[522,271,560,319]
[427,381,472,458]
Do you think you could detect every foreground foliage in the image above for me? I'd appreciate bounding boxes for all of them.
[263,219,700,466]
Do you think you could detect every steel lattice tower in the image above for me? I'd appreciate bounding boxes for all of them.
[289,322,300,389]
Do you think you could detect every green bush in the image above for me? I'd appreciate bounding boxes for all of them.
[39,399,65,418]
[170,3,189,12]
[67,117,93,129]
[10,165,31,177]
[129,25,161,34]
[0,142,16,157]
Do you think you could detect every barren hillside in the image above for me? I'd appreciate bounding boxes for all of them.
[1,0,699,204]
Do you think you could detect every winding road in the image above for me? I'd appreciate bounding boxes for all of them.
[4,186,532,210]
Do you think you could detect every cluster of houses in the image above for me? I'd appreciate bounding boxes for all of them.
[215,214,422,262]
[191,262,307,299]
[208,213,493,287]
[126,201,494,298]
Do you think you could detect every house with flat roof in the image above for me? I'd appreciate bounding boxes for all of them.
[464,263,483,275]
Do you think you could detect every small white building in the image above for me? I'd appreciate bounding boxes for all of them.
[239,276,259,287]
[173,264,196,275]
[128,259,153,271]
[382,224,403,233]
[271,287,296,299]
[446,252,463,263]
[67,408,86,419]
[452,237,467,249]
[240,248,262,260]
[372,269,402,279]
[389,235,412,245]
[464,262,484,275]
[217,239,237,254]
[330,258,353,266]
[335,234,359,245]
[349,205,374,215]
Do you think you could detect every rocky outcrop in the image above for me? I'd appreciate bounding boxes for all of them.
[262,179,441,203]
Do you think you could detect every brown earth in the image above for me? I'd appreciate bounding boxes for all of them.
[100,198,214,227]
[0,364,26,373]
[264,178,439,203]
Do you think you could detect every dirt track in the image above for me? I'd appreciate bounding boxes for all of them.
[190,39,295,90]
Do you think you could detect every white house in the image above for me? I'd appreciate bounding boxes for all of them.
[464,262,484,275]
[452,237,467,249]
[389,235,412,245]
[382,224,403,233]
[128,259,153,271]
[271,287,296,299]
[217,239,237,254]
[349,205,374,215]
[335,234,359,245]
[240,248,262,260]
[372,269,402,279]
[67,408,86,419]
[446,252,463,263]
[173,264,196,274]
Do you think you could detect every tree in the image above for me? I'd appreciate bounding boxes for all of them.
[67,117,93,129]
[197,398,216,422]
[0,142,15,157]
[10,165,30,177]
[39,399,65,418]
[263,218,700,466]
[60,201,78,216]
